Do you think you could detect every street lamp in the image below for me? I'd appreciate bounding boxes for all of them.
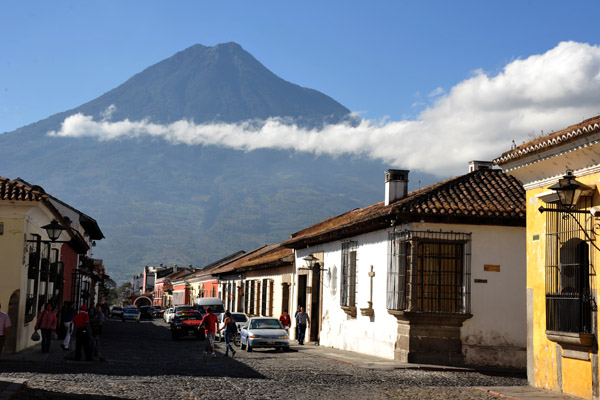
[41,219,66,242]
[539,170,594,215]
[548,170,593,210]
[303,254,319,270]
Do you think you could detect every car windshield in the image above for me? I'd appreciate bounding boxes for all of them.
[232,314,247,322]
[175,306,194,312]
[249,319,282,329]
[125,308,139,313]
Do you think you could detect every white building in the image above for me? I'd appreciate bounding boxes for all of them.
[284,163,527,368]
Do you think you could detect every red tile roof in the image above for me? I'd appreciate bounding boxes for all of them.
[284,169,525,248]
[494,116,600,165]
[211,244,294,275]
[0,177,48,201]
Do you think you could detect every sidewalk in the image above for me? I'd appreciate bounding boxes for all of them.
[0,341,74,400]
[295,342,584,400]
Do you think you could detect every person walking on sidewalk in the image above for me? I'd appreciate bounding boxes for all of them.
[279,309,291,332]
[61,302,76,351]
[0,302,12,354]
[296,307,309,345]
[90,304,105,355]
[200,307,219,358]
[35,303,57,353]
[220,311,237,358]
[71,305,93,361]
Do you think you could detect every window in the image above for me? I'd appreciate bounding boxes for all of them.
[340,241,358,308]
[545,201,595,334]
[387,230,471,314]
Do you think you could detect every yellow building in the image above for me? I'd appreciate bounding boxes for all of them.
[0,178,75,352]
[495,116,600,399]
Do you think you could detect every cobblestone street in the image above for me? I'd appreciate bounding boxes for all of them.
[0,318,528,399]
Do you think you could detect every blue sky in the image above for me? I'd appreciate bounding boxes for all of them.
[2,1,600,174]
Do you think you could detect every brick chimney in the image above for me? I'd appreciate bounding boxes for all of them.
[385,169,409,206]
[468,160,493,172]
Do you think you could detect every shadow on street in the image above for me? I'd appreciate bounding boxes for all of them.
[0,319,265,379]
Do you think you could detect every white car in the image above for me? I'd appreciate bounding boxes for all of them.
[163,308,174,323]
[215,312,248,342]
[240,317,290,352]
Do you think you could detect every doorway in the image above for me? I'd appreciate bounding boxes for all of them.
[297,275,307,311]
[310,268,321,342]
[5,290,20,353]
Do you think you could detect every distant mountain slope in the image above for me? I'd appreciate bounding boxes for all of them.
[0,42,436,282]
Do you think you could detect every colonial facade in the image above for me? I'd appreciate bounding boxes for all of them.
[495,116,600,399]
[0,177,103,353]
[211,245,294,318]
[284,164,527,368]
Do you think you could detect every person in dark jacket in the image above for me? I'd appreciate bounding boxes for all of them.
[71,305,92,361]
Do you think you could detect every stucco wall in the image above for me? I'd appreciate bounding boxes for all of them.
[245,266,293,319]
[294,222,527,368]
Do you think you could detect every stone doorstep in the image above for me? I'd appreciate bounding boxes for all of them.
[0,378,27,400]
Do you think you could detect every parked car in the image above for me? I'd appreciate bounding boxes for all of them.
[122,306,141,322]
[170,310,205,340]
[110,306,123,318]
[139,306,154,320]
[240,317,290,352]
[165,305,194,323]
[194,297,225,317]
[150,306,164,318]
[215,312,248,342]
[163,308,174,323]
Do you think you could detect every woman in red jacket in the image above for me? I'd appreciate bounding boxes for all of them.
[35,303,58,353]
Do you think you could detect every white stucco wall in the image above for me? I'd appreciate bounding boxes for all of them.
[293,222,526,368]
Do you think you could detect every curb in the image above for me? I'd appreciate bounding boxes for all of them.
[474,387,520,400]
[0,378,27,400]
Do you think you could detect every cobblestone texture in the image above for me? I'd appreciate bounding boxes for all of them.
[0,319,525,399]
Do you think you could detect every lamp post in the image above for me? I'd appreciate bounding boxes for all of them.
[538,170,593,214]
[303,254,319,270]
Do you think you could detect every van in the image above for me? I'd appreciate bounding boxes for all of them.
[194,297,225,316]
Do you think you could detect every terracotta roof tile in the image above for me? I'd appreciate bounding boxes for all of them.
[0,177,48,202]
[284,169,525,248]
[210,244,294,275]
[494,116,600,165]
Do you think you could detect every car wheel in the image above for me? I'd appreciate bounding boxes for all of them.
[247,345,252,352]
[234,336,241,347]
[240,342,246,350]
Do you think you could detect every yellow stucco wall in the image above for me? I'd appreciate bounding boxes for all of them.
[527,173,599,399]
[562,357,592,399]
[0,217,26,314]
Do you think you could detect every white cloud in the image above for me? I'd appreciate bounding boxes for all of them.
[48,41,600,176]
[428,87,445,97]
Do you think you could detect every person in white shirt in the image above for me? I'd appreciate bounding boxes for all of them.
[0,302,12,354]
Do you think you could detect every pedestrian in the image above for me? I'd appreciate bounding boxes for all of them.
[0,302,12,354]
[295,306,310,345]
[279,309,291,331]
[61,301,76,351]
[90,304,105,355]
[220,311,237,357]
[71,304,93,361]
[200,307,219,358]
[294,306,301,340]
[35,303,57,353]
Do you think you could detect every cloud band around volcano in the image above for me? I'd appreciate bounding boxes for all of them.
[48,41,600,176]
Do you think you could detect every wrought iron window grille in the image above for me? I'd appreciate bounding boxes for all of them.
[387,230,472,314]
[543,200,597,334]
